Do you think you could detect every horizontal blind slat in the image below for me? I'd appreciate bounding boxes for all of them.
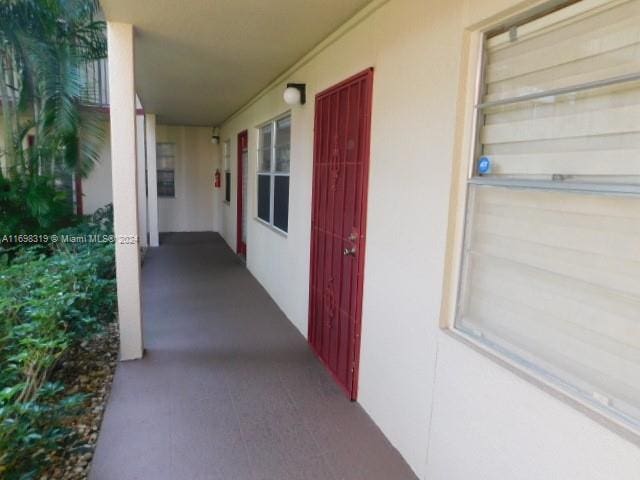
[481,104,640,144]
[465,270,640,365]
[484,61,640,103]
[484,132,640,156]
[472,195,640,261]
[471,232,640,300]
[487,0,632,51]
[483,150,640,176]
[487,21,640,83]
[485,79,640,125]
[473,185,640,217]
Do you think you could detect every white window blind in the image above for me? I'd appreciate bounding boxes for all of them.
[456,0,640,427]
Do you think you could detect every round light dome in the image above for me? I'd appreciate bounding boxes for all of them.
[283,86,301,106]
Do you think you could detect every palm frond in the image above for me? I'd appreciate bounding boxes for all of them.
[0,0,106,176]
[75,111,104,176]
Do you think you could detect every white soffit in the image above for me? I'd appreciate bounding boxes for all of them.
[100,0,373,126]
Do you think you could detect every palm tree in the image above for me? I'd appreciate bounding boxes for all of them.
[0,0,107,178]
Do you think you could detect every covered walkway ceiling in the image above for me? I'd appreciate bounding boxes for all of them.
[100,0,372,126]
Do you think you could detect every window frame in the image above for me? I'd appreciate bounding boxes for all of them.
[443,0,640,443]
[156,142,176,198]
[256,112,291,235]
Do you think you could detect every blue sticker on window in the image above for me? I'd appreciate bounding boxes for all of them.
[478,156,491,175]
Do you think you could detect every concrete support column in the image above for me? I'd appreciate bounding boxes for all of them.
[107,22,143,361]
[135,113,148,247]
[145,113,159,247]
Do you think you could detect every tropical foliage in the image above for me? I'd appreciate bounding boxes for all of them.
[0,0,107,238]
[0,0,107,176]
[0,171,76,239]
[0,3,114,477]
[0,204,117,479]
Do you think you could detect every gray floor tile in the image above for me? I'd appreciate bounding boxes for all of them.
[89,233,417,480]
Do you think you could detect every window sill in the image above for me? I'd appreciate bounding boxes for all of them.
[442,326,640,447]
[254,217,287,238]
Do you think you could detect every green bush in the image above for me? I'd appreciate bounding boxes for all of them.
[0,384,85,480]
[0,174,77,239]
[0,204,116,479]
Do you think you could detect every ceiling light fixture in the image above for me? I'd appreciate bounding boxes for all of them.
[211,126,220,145]
[283,83,306,106]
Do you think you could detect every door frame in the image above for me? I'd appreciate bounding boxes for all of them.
[307,68,374,401]
[236,130,248,256]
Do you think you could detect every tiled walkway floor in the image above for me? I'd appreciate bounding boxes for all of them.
[90,232,417,480]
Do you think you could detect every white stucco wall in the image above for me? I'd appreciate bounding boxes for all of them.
[216,0,640,479]
[155,125,219,233]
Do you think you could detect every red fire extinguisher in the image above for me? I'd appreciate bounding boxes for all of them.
[214,169,221,188]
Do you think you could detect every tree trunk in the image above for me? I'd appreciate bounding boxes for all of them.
[0,52,17,176]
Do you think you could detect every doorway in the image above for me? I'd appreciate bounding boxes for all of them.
[308,68,374,400]
[236,130,248,256]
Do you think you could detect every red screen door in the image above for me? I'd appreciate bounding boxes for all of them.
[308,68,374,400]
[237,131,248,256]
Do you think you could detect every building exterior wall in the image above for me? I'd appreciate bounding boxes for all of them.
[80,123,219,232]
[81,120,113,214]
[155,125,219,233]
[216,0,640,478]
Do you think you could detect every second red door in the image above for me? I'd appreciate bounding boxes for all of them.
[308,69,374,400]
[237,131,248,256]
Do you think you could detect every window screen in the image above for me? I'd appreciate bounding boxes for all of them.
[456,0,640,427]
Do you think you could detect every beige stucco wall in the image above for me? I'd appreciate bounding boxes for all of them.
[81,123,219,232]
[216,0,640,478]
[155,125,219,233]
[81,120,113,214]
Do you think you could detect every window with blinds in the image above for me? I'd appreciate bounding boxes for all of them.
[456,0,640,428]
